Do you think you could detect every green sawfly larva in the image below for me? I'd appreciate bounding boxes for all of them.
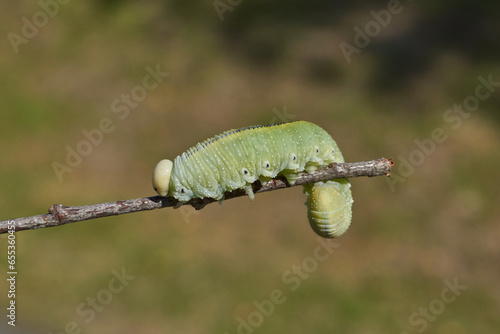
[152,121,353,238]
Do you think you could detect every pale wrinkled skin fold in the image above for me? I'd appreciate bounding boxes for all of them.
[303,179,353,238]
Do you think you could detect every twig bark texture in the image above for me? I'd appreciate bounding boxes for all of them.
[0,158,393,234]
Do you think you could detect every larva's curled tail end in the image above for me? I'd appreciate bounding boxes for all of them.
[152,159,173,197]
[305,180,353,239]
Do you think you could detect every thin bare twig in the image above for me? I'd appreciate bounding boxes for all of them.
[0,158,393,234]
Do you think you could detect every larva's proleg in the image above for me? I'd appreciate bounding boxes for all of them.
[153,120,353,238]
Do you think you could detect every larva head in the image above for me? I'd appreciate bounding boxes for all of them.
[152,159,173,196]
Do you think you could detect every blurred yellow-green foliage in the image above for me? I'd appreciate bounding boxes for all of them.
[1,0,500,333]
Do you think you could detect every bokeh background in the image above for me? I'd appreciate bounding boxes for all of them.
[1,1,499,333]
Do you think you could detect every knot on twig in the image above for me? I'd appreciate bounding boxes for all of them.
[49,204,69,223]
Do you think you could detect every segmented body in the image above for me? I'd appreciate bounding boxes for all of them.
[153,120,353,238]
[303,179,353,238]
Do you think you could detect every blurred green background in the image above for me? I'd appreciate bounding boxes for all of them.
[1,0,499,333]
